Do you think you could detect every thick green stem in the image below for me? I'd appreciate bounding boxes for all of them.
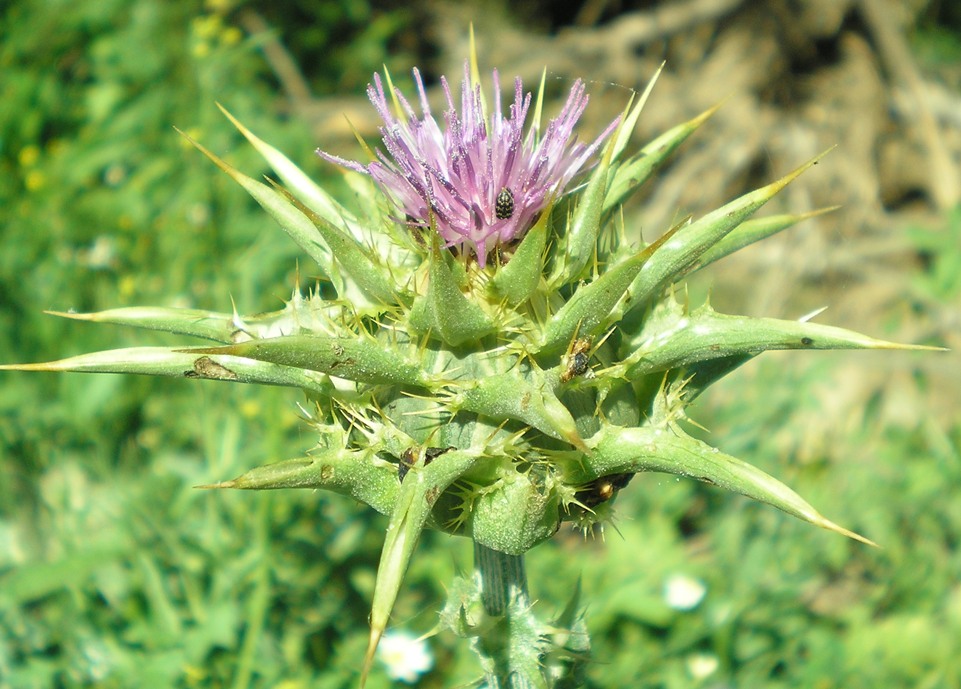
[475,541,529,614]
[473,542,538,689]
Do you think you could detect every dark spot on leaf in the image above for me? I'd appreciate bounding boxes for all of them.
[398,447,417,483]
[801,337,814,346]
[424,446,454,462]
[185,356,239,380]
[398,445,455,482]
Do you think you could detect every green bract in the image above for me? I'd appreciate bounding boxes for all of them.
[3,63,939,686]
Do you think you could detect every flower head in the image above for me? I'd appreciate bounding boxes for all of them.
[319,63,619,265]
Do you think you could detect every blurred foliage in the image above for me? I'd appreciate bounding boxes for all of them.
[909,206,961,302]
[915,0,961,68]
[0,1,416,687]
[1,1,959,688]
[243,0,424,91]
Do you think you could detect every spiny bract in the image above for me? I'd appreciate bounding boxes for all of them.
[4,55,936,680]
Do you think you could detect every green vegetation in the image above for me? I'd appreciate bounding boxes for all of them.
[1,2,958,688]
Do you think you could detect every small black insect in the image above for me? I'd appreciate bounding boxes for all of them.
[495,187,515,220]
[574,472,635,508]
[560,338,593,383]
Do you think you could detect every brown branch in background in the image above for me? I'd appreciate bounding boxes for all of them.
[858,0,960,209]
[574,0,612,28]
[238,9,314,110]
[585,0,745,48]
[236,9,382,141]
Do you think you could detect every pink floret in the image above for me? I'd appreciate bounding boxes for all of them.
[318,63,619,266]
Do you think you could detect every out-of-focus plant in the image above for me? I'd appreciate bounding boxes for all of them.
[909,207,961,302]
[0,3,412,687]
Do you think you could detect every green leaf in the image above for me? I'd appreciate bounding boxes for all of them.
[604,103,720,215]
[685,207,839,275]
[175,129,340,287]
[408,234,496,346]
[448,366,584,448]
[550,144,611,286]
[536,230,674,359]
[284,188,404,307]
[525,66,547,148]
[217,104,361,236]
[0,346,334,394]
[185,335,435,388]
[362,448,480,687]
[199,448,400,516]
[0,547,130,604]
[46,306,242,343]
[610,304,943,382]
[489,209,548,306]
[47,292,357,344]
[607,63,664,164]
[620,151,831,318]
[583,423,876,545]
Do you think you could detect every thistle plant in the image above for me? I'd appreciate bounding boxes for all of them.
[4,43,939,688]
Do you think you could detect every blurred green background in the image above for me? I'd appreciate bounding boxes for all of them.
[1,1,959,687]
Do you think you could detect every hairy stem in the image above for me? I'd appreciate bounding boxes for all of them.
[473,542,539,689]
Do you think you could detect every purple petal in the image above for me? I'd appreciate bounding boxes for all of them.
[317,62,619,266]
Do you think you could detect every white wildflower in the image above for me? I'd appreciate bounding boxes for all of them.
[663,573,707,611]
[377,630,433,683]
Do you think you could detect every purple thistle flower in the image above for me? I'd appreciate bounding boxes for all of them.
[318,63,620,266]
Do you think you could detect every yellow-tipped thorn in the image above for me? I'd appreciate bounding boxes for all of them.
[42,309,89,320]
[359,624,383,689]
[382,65,405,123]
[527,67,548,146]
[0,357,83,372]
[468,23,481,90]
[818,516,879,548]
[468,24,488,120]
[216,102,258,144]
[344,114,378,161]
[193,480,236,490]
[610,61,665,159]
